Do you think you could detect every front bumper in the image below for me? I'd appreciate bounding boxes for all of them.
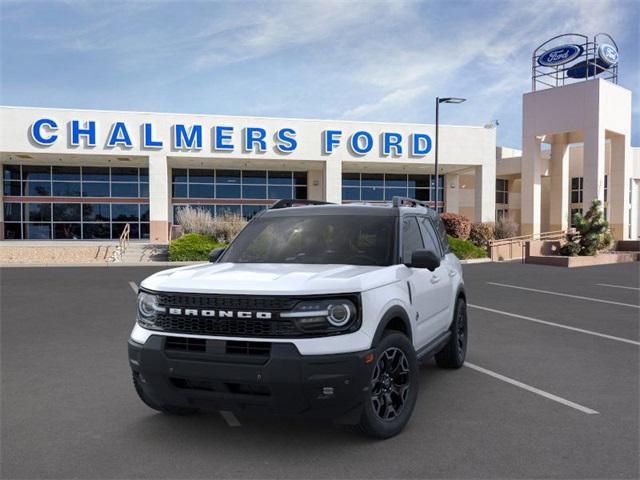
[128,335,374,421]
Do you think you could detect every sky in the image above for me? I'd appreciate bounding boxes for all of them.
[1,0,638,148]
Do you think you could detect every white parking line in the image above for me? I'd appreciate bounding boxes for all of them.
[129,281,138,294]
[487,282,640,309]
[596,283,640,291]
[469,304,640,346]
[464,362,599,415]
[220,410,241,427]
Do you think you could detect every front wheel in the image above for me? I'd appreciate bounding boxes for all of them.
[356,331,419,439]
[435,297,467,369]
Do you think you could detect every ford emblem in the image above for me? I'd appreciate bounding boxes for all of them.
[538,44,583,67]
[598,44,618,66]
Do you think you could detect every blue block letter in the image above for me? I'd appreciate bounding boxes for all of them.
[323,130,342,154]
[143,123,163,148]
[214,126,234,151]
[71,120,96,146]
[174,124,203,150]
[30,118,58,145]
[275,128,297,153]
[411,133,432,156]
[350,131,373,155]
[107,122,133,147]
[383,132,403,156]
[244,127,267,152]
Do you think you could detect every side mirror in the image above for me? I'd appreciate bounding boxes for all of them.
[209,247,226,263]
[407,249,440,271]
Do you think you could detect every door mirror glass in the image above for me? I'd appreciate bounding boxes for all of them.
[209,247,226,263]
[407,249,440,271]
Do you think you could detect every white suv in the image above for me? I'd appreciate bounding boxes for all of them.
[129,198,467,438]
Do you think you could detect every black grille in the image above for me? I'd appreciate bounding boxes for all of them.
[226,341,271,356]
[154,314,298,337]
[165,337,206,352]
[157,293,297,311]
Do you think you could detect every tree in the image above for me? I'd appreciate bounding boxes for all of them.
[560,199,613,256]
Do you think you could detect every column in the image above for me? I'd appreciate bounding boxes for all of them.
[445,173,459,214]
[549,134,570,231]
[324,159,342,204]
[306,169,324,201]
[148,153,170,244]
[609,134,631,240]
[582,126,605,212]
[474,162,495,223]
[521,135,543,236]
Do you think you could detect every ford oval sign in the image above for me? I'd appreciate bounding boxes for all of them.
[538,44,583,67]
[598,44,618,66]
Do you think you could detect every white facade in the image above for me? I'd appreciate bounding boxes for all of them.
[0,106,496,243]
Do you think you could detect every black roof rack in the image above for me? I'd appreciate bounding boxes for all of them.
[391,196,430,209]
[270,199,334,210]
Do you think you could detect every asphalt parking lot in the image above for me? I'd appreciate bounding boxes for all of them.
[1,261,638,479]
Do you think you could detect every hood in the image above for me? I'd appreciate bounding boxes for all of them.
[141,262,406,295]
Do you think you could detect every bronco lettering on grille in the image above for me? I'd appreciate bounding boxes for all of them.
[167,308,272,319]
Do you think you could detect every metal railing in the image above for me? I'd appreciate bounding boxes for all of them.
[489,229,572,262]
[106,223,131,263]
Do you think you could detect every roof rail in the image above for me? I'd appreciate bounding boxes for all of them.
[391,196,430,209]
[270,199,334,210]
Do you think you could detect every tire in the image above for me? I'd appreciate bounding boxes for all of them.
[132,373,199,415]
[356,331,419,439]
[435,297,467,369]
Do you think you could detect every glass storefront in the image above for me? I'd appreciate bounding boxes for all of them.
[2,164,149,239]
[171,168,308,221]
[342,173,445,211]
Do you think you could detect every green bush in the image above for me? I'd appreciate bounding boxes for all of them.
[560,199,613,256]
[169,233,225,261]
[448,235,487,260]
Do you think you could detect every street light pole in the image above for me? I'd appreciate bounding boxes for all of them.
[434,96,466,209]
[435,97,440,205]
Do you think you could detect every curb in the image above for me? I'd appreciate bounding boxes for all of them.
[459,258,492,264]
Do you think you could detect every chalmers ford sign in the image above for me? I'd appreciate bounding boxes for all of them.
[28,118,434,157]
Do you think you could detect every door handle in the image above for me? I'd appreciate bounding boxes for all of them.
[430,276,441,284]
[449,270,457,277]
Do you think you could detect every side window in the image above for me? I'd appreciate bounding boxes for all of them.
[418,217,442,257]
[432,216,451,254]
[402,216,424,263]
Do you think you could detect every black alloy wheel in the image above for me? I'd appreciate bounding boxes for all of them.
[370,347,411,420]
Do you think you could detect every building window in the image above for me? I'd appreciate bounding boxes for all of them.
[496,208,509,220]
[341,173,444,208]
[604,175,608,203]
[570,177,583,203]
[170,168,306,221]
[3,201,149,240]
[2,164,149,240]
[496,178,508,204]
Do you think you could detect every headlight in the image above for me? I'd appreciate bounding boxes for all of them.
[281,298,359,333]
[136,291,165,329]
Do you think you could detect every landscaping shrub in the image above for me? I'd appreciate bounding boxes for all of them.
[448,235,487,260]
[439,213,471,240]
[494,216,519,239]
[169,233,225,261]
[560,199,613,256]
[469,222,495,249]
[176,206,247,243]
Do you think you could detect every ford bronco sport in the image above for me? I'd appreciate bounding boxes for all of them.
[129,197,467,438]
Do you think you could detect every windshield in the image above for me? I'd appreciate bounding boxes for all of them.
[222,214,396,266]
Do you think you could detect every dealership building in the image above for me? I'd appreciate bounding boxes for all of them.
[0,34,638,245]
